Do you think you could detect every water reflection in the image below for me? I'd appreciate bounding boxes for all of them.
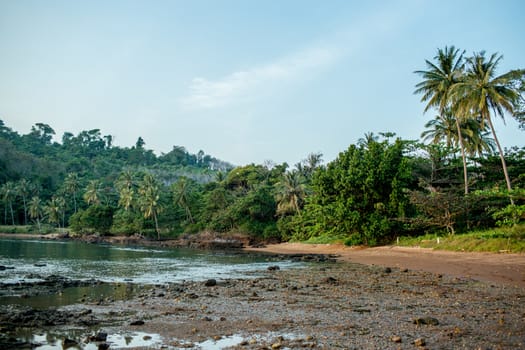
[0,238,299,285]
[0,283,148,309]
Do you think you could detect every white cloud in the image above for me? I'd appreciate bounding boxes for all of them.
[179,45,341,110]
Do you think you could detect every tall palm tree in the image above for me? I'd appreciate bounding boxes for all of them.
[45,196,62,229]
[452,51,524,196]
[414,46,470,194]
[16,179,33,225]
[276,171,306,216]
[172,177,195,224]
[64,173,81,213]
[138,174,163,239]
[116,170,136,191]
[83,180,102,205]
[118,187,135,211]
[28,196,44,233]
[1,182,17,225]
[421,109,495,156]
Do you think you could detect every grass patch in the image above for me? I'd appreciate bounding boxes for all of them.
[397,224,525,253]
[304,233,348,244]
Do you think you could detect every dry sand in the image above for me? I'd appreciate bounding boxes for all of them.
[246,243,525,288]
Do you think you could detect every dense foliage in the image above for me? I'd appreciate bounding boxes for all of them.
[1,46,523,245]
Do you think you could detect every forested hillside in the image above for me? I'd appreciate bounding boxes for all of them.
[1,47,524,245]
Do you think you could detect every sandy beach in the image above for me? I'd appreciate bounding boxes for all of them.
[247,243,525,288]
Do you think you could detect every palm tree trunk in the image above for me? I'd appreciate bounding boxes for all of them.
[153,211,160,240]
[9,202,15,225]
[454,118,469,194]
[185,206,194,224]
[23,197,28,225]
[486,115,514,204]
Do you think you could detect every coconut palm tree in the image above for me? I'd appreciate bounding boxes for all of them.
[28,196,44,233]
[118,187,135,211]
[276,171,306,216]
[1,182,17,225]
[422,109,495,156]
[172,177,195,224]
[452,51,524,196]
[64,173,81,213]
[415,46,471,194]
[116,170,136,191]
[83,180,102,205]
[16,179,34,225]
[138,174,163,239]
[45,196,62,229]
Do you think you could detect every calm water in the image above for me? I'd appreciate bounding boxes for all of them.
[0,238,300,349]
[0,238,296,286]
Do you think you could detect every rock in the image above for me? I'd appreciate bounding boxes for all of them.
[98,343,110,350]
[130,320,145,326]
[390,335,402,343]
[94,332,107,341]
[271,342,282,349]
[414,338,426,346]
[63,338,78,348]
[268,265,280,271]
[204,279,217,287]
[322,276,338,284]
[413,317,439,326]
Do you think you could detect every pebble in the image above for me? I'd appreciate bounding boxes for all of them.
[414,338,426,346]
[204,279,217,287]
[413,317,439,326]
[391,335,402,343]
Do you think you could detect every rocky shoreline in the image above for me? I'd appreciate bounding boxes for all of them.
[1,233,524,349]
[1,260,524,349]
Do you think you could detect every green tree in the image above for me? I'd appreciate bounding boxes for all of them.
[422,110,495,156]
[138,173,163,239]
[16,179,33,225]
[172,177,196,224]
[28,196,44,233]
[452,51,524,195]
[116,170,138,211]
[300,137,412,245]
[1,182,17,225]
[45,196,64,228]
[83,180,102,205]
[275,171,306,216]
[64,172,81,213]
[415,46,470,194]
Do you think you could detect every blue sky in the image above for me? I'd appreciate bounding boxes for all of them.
[1,0,523,166]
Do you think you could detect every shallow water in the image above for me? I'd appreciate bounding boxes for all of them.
[0,238,297,285]
[0,237,299,310]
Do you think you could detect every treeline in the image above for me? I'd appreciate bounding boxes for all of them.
[0,46,524,244]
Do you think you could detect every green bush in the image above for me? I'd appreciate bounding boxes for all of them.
[69,205,114,235]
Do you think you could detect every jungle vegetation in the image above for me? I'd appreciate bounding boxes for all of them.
[1,47,524,246]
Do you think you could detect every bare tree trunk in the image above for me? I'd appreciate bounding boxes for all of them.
[487,116,514,204]
[454,118,469,195]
